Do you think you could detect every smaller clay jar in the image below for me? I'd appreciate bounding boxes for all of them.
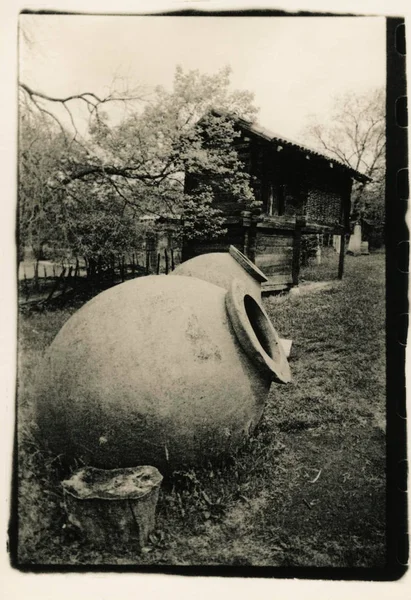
[171,245,268,301]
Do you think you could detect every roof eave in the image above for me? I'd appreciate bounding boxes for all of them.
[209,109,371,183]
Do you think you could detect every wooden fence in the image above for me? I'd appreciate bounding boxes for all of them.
[19,248,182,305]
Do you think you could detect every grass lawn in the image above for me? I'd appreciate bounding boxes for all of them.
[14,252,386,568]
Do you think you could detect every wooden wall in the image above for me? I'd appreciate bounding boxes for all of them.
[182,224,245,261]
[183,123,354,286]
[253,228,294,288]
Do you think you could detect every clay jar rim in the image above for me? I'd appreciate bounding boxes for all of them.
[229,245,268,283]
[225,279,291,384]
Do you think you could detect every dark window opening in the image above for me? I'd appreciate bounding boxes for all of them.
[278,184,285,216]
[267,183,285,216]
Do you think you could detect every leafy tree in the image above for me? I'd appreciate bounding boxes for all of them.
[18,66,259,265]
[18,106,67,261]
[18,99,144,269]
[302,88,385,230]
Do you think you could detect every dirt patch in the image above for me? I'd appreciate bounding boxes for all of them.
[296,280,339,295]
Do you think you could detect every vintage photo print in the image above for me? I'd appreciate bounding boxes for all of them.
[7,4,407,584]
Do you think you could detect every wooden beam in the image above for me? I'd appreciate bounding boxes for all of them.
[256,216,296,230]
[223,216,243,225]
[302,223,345,235]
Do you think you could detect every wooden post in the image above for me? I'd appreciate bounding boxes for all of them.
[338,177,353,280]
[34,259,40,292]
[111,256,116,284]
[292,220,303,286]
[247,215,260,264]
[156,253,161,275]
[338,233,346,279]
[23,271,29,300]
[315,233,322,265]
[291,162,308,287]
[241,210,252,257]
[170,248,175,271]
[45,267,66,304]
[164,249,169,274]
[121,255,125,282]
[60,266,73,297]
[62,466,163,550]
[97,255,102,287]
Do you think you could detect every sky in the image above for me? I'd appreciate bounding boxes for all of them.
[19,14,386,141]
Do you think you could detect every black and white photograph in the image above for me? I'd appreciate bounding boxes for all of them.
[6,4,407,580]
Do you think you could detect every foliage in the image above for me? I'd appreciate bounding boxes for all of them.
[300,234,320,267]
[18,107,66,260]
[302,88,385,228]
[19,66,259,262]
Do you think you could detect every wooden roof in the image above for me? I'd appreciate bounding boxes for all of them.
[210,109,371,184]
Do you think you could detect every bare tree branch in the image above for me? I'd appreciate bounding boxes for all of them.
[302,88,385,225]
[19,82,145,110]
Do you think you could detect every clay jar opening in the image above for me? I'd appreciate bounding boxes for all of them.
[226,280,291,384]
[243,295,281,363]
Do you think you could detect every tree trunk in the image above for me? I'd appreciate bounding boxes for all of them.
[62,466,163,550]
[87,257,96,280]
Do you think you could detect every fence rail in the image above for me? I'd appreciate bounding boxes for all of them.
[18,248,182,305]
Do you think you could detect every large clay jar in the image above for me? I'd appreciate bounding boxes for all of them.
[35,275,290,471]
[171,246,268,301]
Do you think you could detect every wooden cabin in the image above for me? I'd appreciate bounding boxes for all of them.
[183,111,370,292]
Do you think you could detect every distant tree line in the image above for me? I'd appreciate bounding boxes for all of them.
[303,88,385,247]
